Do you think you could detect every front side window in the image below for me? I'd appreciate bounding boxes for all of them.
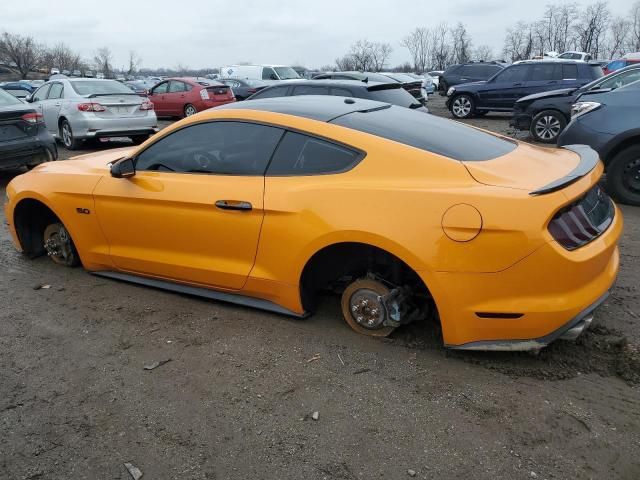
[48,83,63,99]
[152,82,169,94]
[493,65,529,83]
[32,84,51,102]
[135,121,284,175]
[267,131,362,176]
[262,67,277,80]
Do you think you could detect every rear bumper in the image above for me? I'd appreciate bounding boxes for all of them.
[425,204,622,350]
[510,112,532,131]
[69,114,159,139]
[0,129,57,170]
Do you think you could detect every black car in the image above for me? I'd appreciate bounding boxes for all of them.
[557,80,640,205]
[512,64,640,143]
[446,61,603,119]
[246,80,428,112]
[219,78,268,100]
[312,71,425,104]
[438,62,504,95]
[511,64,640,143]
[0,88,57,170]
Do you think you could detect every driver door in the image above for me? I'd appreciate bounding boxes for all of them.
[93,121,285,290]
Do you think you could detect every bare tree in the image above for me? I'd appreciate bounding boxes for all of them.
[0,32,42,79]
[430,23,452,70]
[335,54,356,71]
[450,22,472,64]
[127,50,142,76]
[41,42,82,73]
[370,42,393,71]
[473,44,493,61]
[503,21,535,62]
[630,1,640,51]
[93,47,113,78]
[574,1,610,57]
[538,3,578,54]
[401,27,431,73]
[607,17,631,58]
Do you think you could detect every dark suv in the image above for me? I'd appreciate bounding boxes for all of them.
[437,62,504,95]
[247,80,428,112]
[512,64,640,143]
[558,80,640,206]
[446,61,603,119]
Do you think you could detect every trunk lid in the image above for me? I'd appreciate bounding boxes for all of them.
[0,105,39,142]
[205,85,234,101]
[463,142,582,192]
[87,94,146,118]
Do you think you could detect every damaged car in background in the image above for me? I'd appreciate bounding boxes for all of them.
[4,96,621,351]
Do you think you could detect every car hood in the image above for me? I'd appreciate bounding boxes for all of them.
[517,87,577,103]
[31,147,136,175]
[463,141,581,191]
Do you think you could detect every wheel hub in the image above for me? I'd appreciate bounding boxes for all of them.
[44,226,72,264]
[452,97,471,117]
[349,289,386,329]
[535,116,561,140]
[624,158,640,193]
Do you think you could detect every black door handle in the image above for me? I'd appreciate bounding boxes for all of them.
[215,200,252,211]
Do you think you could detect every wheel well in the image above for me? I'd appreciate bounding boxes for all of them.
[58,116,67,131]
[299,242,433,313]
[604,136,640,168]
[13,199,60,257]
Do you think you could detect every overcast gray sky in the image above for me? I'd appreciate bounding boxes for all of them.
[0,0,633,69]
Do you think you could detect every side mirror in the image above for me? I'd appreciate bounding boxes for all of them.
[269,74,278,80]
[24,94,33,102]
[110,157,136,178]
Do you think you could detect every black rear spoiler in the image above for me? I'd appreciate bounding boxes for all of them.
[366,83,402,92]
[529,145,600,195]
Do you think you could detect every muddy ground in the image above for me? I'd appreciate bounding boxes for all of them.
[1,97,639,480]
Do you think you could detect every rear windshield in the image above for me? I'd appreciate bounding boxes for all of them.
[367,87,422,108]
[0,88,22,105]
[331,106,517,161]
[70,80,136,96]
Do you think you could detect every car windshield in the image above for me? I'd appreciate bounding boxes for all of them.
[70,80,136,96]
[274,67,301,80]
[0,88,22,105]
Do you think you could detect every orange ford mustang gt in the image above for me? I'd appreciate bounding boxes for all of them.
[4,96,622,350]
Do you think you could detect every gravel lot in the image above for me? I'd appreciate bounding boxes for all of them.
[1,99,639,480]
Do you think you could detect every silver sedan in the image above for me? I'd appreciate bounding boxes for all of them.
[24,78,158,150]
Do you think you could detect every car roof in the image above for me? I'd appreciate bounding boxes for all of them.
[214,95,390,122]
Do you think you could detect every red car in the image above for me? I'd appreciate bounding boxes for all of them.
[148,77,235,118]
[603,56,640,75]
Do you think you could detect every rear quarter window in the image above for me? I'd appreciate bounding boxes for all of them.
[267,131,362,175]
[331,106,517,161]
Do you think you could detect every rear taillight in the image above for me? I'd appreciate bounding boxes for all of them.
[200,88,210,100]
[77,103,106,112]
[21,112,44,124]
[548,185,614,250]
[140,101,154,111]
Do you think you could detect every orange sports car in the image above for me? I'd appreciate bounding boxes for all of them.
[4,96,622,350]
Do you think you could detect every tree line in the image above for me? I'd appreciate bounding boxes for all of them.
[2,1,639,79]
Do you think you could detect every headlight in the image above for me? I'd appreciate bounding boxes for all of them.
[447,87,455,96]
[571,101,601,118]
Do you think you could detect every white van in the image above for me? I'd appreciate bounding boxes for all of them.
[220,65,301,83]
